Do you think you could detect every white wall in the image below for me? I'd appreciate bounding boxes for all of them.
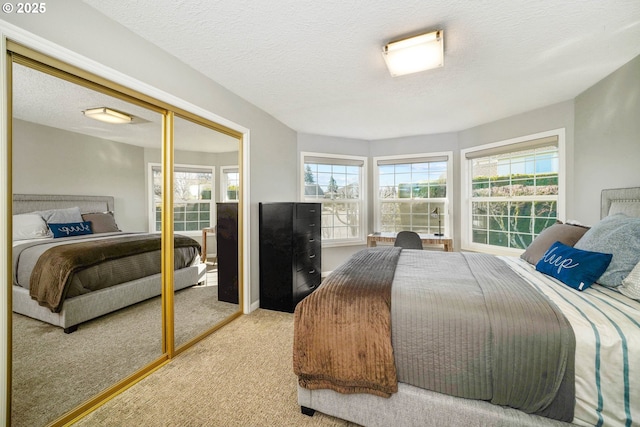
[12,119,148,231]
[574,54,640,225]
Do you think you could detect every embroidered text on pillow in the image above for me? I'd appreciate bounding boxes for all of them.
[48,221,94,238]
[539,245,580,275]
[535,241,612,291]
[55,223,91,236]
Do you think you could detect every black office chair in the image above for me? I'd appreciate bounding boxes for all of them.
[394,231,423,250]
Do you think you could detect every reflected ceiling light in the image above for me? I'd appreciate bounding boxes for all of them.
[382,30,444,77]
[82,107,133,124]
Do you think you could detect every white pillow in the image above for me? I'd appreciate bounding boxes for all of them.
[13,213,50,240]
[37,206,83,224]
[619,261,640,301]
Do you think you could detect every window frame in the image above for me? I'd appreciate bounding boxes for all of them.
[300,151,368,247]
[373,152,454,237]
[220,165,240,203]
[460,129,566,255]
[147,162,216,236]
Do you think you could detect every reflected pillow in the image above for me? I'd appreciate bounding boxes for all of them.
[574,213,640,287]
[521,222,590,265]
[13,213,50,240]
[38,207,83,224]
[49,221,93,238]
[536,241,612,291]
[82,212,120,233]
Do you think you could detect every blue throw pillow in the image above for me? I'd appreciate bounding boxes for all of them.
[49,221,93,238]
[535,241,612,291]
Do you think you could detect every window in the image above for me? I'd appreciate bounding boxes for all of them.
[374,153,452,235]
[149,164,215,233]
[302,153,367,245]
[462,131,564,254]
[221,166,239,202]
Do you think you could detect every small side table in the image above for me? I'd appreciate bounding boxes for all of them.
[201,226,216,263]
[367,232,453,252]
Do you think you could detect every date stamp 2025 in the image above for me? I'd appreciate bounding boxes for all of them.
[2,2,47,14]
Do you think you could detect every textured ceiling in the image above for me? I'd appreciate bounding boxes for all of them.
[81,0,640,141]
[12,64,238,153]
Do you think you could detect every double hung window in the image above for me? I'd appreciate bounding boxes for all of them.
[301,153,366,245]
[150,164,214,233]
[463,131,564,253]
[221,166,239,202]
[374,153,452,235]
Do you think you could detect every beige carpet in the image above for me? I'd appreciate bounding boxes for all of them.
[12,275,238,427]
[74,309,357,427]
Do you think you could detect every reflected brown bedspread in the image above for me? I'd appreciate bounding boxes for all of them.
[29,233,200,312]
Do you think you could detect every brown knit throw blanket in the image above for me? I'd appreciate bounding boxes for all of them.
[293,247,401,397]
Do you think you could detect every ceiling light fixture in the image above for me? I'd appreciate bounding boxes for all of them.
[82,107,133,124]
[382,30,444,77]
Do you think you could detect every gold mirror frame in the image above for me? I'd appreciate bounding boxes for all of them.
[5,41,244,426]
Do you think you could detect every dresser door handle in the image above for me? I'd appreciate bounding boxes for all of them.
[309,223,316,227]
[309,269,316,274]
[309,254,316,259]
[309,209,316,213]
[309,238,315,243]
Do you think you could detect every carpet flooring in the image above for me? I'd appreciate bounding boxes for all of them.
[11,267,238,427]
[73,309,357,427]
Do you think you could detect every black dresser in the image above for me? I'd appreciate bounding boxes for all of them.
[259,202,321,312]
[216,202,238,304]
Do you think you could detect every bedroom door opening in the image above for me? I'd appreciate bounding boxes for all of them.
[6,42,244,427]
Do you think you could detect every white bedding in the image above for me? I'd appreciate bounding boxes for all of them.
[502,256,640,427]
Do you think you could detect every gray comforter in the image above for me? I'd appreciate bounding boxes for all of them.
[391,250,575,421]
[294,247,576,422]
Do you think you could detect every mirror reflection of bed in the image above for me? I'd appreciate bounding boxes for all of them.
[10,61,241,426]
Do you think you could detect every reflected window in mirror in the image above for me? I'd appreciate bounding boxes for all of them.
[149,164,215,233]
[221,166,239,202]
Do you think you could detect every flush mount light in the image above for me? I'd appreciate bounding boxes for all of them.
[82,107,133,124]
[382,30,444,77]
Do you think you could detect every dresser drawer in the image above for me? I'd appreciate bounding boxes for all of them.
[295,231,320,252]
[296,267,321,290]
[296,215,320,233]
[296,203,320,219]
[296,250,320,272]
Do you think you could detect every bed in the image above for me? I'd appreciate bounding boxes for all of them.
[11,194,206,333]
[294,187,640,427]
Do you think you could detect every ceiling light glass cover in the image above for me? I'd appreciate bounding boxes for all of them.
[382,30,444,77]
[82,107,133,124]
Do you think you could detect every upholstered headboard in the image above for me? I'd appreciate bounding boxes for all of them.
[12,194,114,215]
[601,187,640,219]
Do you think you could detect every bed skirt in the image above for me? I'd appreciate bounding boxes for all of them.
[298,383,576,427]
[12,263,206,331]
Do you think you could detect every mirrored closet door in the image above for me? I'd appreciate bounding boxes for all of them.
[7,44,243,426]
[10,59,166,427]
[166,115,241,350]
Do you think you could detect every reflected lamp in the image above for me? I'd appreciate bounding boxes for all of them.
[83,107,133,124]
